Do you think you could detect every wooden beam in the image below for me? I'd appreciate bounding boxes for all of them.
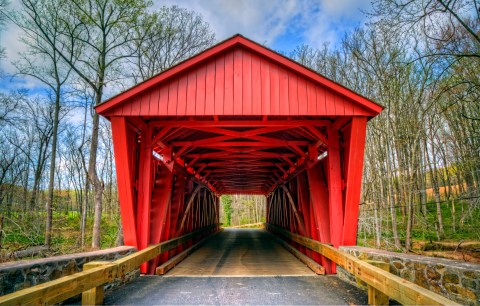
[266,224,458,306]
[0,225,220,306]
[110,117,138,248]
[177,185,203,234]
[280,184,306,235]
[149,119,331,128]
[269,232,325,275]
[156,229,224,275]
[326,126,343,249]
[342,117,367,245]
[137,126,154,273]
[81,261,109,305]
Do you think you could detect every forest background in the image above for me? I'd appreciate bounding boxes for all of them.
[0,0,478,261]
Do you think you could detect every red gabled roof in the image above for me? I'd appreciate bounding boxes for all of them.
[96,34,383,117]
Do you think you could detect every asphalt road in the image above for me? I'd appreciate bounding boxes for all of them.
[166,228,314,276]
[104,275,368,305]
[103,229,367,305]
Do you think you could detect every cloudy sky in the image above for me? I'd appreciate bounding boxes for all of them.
[0,0,372,92]
[156,0,372,50]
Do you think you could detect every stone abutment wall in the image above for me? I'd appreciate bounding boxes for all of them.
[338,246,480,306]
[0,246,138,299]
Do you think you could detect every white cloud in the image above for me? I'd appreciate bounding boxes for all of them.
[155,0,303,45]
[1,0,373,83]
[154,0,372,50]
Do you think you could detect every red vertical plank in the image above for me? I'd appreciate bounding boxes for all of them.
[150,86,161,115]
[307,161,333,274]
[167,78,179,115]
[251,53,262,114]
[327,128,343,269]
[177,74,188,116]
[260,58,271,115]
[325,90,335,115]
[110,117,138,248]
[343,97,354,115]
[140,91,151,116]
[334,94,346,116]
[242,50,252,115]
[342,117,367,245]
[307,81,317,115]
[327,126,343,258]
[288,72,299,115]
[214,56,225,115]
[186,70,197,116]
[270,64,280,115]
[224,50,234,115]
[196,64,207,115]
[316,86,326,115]
[278,66,289,115]
[160,194,172,263]
[136,126,154,272]
[298,76,308,114]
[158,84,169,115]
[233,48,243,115]
[297,173,311,256]
[205,60,216,115]
[121,100,129,116]
[131,95,141,116]
[148,163,173,274]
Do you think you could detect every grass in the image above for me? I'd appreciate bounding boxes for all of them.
[0,211,121,261]
[357,198,480,261]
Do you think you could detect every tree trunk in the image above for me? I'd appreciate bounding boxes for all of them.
[90,111,104,249]
[45,91,61,247]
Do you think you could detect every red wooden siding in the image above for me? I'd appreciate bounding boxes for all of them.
[105,47,375,117]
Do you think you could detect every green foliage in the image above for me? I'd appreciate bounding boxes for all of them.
[220,195,232,226]
[0,211,120,258]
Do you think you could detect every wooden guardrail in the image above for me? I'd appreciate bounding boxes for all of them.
[266,223,458,306]
[228,222,265,228]
[0,224,219,306]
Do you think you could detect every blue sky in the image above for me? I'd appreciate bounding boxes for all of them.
[0,0,372,94]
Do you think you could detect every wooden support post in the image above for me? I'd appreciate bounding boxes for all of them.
[326,126,343,248]
[81,261,108,305]
[297,172,312,257]
[111,117,138,248]
[137,126,154,273]
[307,162,332,273]
[364,260,390,306]
[148,162,174,274]
[342,117,367,245]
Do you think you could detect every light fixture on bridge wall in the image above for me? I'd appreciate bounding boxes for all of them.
[152,151,163,160]
[318,151,328,160]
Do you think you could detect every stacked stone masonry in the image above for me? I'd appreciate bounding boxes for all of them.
[338,246,480,306]
[0,246,139,299]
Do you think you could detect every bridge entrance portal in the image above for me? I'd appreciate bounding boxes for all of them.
[96,35,382,275]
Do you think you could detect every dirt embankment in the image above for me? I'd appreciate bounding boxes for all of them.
[414,240,480,263]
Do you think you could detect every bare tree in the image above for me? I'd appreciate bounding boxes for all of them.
[0,0,8,61]
[19,0,149,248]
[13,0,73,247]
[130,5,215,82]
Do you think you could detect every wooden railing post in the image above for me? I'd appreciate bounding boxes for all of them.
[265,223,458,305]
[364,260,390,305]
[81,261,110,305]
[0,224,220,306]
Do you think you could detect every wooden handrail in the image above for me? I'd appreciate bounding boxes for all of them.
[0,224,219,306]
[266,223,458,306]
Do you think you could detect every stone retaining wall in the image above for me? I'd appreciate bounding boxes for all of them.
[338,246,480,306]
[0,246,139,298]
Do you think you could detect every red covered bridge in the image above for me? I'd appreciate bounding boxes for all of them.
[96,34,383,275]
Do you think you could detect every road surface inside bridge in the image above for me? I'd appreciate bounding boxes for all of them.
[104,229,367,304]
[167,228,313,276]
